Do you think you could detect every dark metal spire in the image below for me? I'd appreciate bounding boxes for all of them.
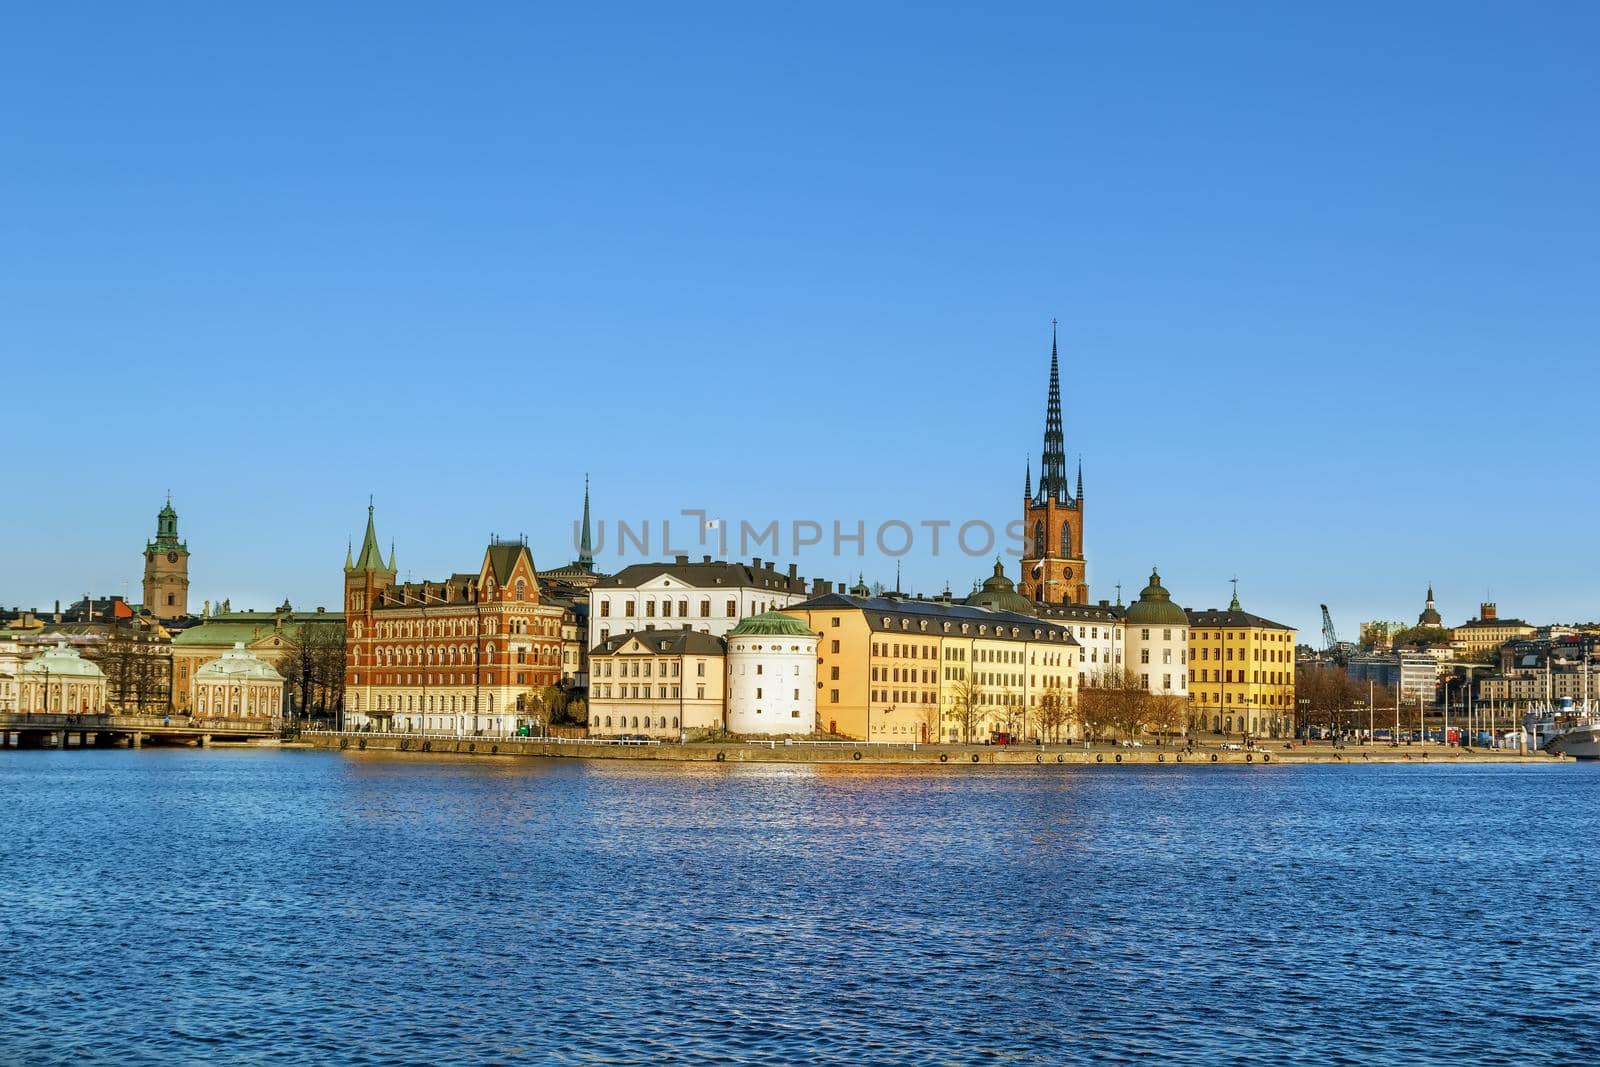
[579,474,594,567]
[1024,457,1032,500]
[1037,320,1067,504]
[1076,457,1083,501]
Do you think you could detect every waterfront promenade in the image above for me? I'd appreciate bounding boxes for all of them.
[299,731,1561,766]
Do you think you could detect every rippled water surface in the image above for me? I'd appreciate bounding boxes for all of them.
[2,750,1597,1064]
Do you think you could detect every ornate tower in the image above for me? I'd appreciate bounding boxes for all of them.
[142,496,190,619]
[1019,324,1088,605]
[344,502,397,719]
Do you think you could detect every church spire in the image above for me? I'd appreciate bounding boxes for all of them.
[1024,457,1032,500]
[1076,457,1083,501]
[579,475,594,568]
[1037,320,1067,504]
[1229,576,1241,612]
[351,500,392,574]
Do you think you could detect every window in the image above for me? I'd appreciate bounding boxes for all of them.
[831,639,840,654]
[646,600,656,617]
[700,600,711,617]
[830,689,840,703]
[515,579,526,601]
[625,600,635,617]
[600,600,610,617]
[726,599,737,616]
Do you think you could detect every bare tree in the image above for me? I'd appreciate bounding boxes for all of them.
[1036,692,1070,742]
[92,625,171,714]
[279,621,345,725]
[1078,668,1151,742]
[1148,693,1187,743]
[949,675,985,743]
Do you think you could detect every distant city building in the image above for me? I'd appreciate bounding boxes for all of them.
[1450,603,1535,658]
[18,641,106,714]
[1122,569,1189,701]
[1346,652,1438,704]
[782,589,1078,743]
[1186,589,1297,738]
[192,642,285,721]
[588,629,726,739]
[588,555,815,649]
[1480,636,1600,707]
[1019,325,1089,606]
[141,497,190,620]
[341,505,565,735]
[725,612,820,736]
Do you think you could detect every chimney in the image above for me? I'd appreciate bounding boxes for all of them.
[702,555,712,564]
[752,557,763,571]
[788,563,798,581]
[766,561,775,571]
[675,554,689,565]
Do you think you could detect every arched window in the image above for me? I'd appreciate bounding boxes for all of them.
[1033,520,1044,557]
[1061,521,1071,555]
[515,579,526,601]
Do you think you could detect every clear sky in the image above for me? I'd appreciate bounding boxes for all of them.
[4,2,1597,638]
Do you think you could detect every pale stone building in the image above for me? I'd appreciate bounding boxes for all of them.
[1122,569,1189,701]
[589,556,815,649]
[18,641,107,715]
[192,642,285,721]
[588,629,726,739]
[726,612,820,736]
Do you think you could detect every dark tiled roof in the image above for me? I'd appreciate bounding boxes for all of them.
[1038,602,1125,624]
[1185,608,1294,632]
[485,543,529,585]
[788,593,1077,644]
[1454,617,1531,629]
[590,629,727,657]
[596,559,809,594]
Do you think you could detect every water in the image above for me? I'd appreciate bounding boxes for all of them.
[1,750,1596,1065]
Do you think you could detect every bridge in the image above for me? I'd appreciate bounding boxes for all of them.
[0,712,282,750]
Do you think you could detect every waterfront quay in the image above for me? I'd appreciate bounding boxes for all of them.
[301,731,1560,766]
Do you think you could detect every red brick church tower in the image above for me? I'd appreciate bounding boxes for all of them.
[1019,324,1088,605]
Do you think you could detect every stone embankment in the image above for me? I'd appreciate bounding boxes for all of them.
[300,732,1561,766]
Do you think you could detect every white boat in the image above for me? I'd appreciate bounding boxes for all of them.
[1525,698,1600,760]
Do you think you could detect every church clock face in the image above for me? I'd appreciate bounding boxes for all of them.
[167,551,179,563]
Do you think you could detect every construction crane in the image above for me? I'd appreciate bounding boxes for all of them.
[1320,604,1347,665]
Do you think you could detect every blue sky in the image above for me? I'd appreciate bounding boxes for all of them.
[4,2,1597,637]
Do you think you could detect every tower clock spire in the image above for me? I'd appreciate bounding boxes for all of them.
[1037,320,1067,505]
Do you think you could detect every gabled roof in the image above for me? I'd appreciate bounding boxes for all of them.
[596,559,809,595]
[591,629,727,657]
[483,542,533,585]
[788,592,1076,643]
[1185,607,1294,632]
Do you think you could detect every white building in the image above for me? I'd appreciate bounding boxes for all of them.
[589,556,816,649]
[726,612,820,736]
[192,642,286,721]
[1122,569,1189,700]
[1039,600,1125,689]
[18,641,107,715]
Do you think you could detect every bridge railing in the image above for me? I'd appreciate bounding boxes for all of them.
[0,712,280,732]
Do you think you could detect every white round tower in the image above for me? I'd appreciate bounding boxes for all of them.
[726,612,819,736]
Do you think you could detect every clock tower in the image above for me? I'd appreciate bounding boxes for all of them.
[1019,324,1088,606]
[142,496,190,619]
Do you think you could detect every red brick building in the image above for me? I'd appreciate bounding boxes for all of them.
[342,505,565,735]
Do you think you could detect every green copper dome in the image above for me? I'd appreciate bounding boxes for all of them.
[963,559,1037,616]
[729,611,818,638]
[1124,568,1188,626]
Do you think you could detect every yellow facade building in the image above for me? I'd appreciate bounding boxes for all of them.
[1450,603,1535,659]
[783,587,1078,743]
[588,629,725,739]
[1186,592,1296,738]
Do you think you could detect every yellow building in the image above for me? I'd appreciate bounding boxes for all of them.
[783,586,1078,743]
[1450,603,1534,659]
[588,629,725,739]
[1186,592,1296,738]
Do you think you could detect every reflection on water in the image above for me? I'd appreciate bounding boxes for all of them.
[1,749,1595,1064]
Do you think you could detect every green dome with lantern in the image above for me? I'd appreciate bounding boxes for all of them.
[1123,568,1188,626]
[963,559,1037,616]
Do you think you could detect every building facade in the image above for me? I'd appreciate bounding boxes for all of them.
[1019,325,1088,606]
[1122,569,1189,701]
[192,642,285,721]
[142,497,190,620]
[783,591,1077,743]
[1451,603,1535,658]
[726,612,820,736]
[341,506,565,735]
[587,629,726,739]
[589,556,815,649]
[171,603,344,713]
[18,641,107,714]
[1186,591,1297,738]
